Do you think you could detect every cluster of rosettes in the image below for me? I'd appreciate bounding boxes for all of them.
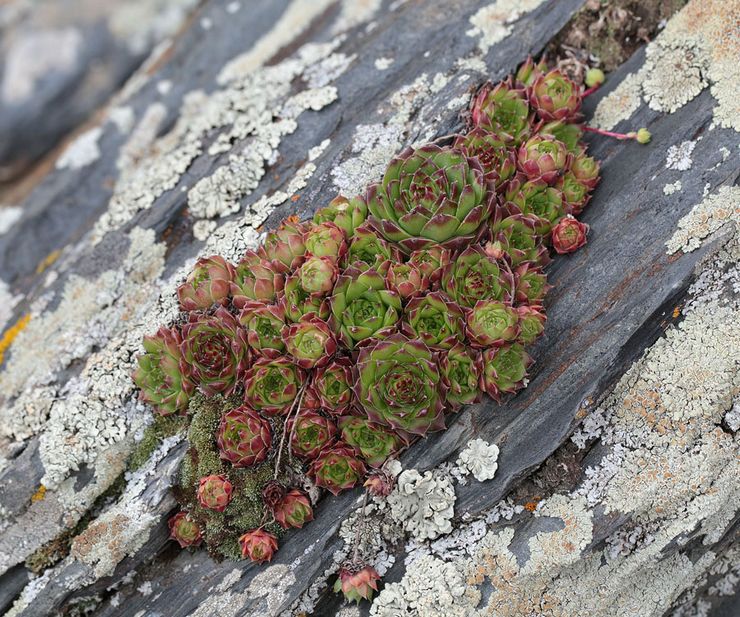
[138,59,598,568]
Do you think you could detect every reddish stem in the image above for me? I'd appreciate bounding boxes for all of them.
[582,84,600,97]
[582,126,636,141]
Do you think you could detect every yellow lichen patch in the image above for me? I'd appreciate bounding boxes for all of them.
[0,312,31,366]
[35,249,61,275]
[31,484,47,503]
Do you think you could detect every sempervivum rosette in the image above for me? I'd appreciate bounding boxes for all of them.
[338,416,404,468]
[282,317,337,368]
[259,220,307,271]
[366,144,492,253]
[469,80,531,145]
[514,56,548,88]
[453,128,517,189]
[385,262,429,300]
[282,255,336,322]
[181,308,248,397]
[345,223,399,274]
[441,245,514,309]
[168,512,202,548]
[487,211,551,267]
[466,300,521,348]
[230,250,284,309]
[313,195,368,238]
[570,151,600,189]
[133,326,194,416]
[503,178,565,232]
[513,262,551,305]
[407,246,451,286]
[334,565,381,603]
[551,215,589,254]
[289,411,337,459]
[355,333,444,436]
[480,343,532,401]
[177,255,234,311]
[216,407,272,467]
[557,172,592,215]
[517,135,572,185]
[401,291,465,350]
[530,68,582,122]
[516,305,547,344]
[238,303,286,358]
[272,489,314,529]
[311,358,354,415]
[197,474,233,512]
[439,342,483,408]
[329,268,401,349]
[304,221,348,263]
[243,357,306,415]
[540,120,583,153]
[239,529,278,563]
[309,444,367,495]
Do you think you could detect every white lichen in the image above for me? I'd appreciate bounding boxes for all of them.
[387,469,455,541]
[666,185,739,253]
[592,0,739,130]
[455,438,499,481]
[466,0,546,55]
[665,140,696,171]
[56,127,103,170]
[663,180,682,195]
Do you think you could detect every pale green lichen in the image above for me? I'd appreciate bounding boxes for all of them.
[666,185,739,254]
[592,0,739,131]
[466,0,547,55]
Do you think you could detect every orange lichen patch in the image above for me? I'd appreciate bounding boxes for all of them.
[290,194,301,202]
[672,306,681,318]
[285,214,301,223]
[31,484,47,503]
[0,313,31,365]
[35,249,61,275]
[524,499,540,512]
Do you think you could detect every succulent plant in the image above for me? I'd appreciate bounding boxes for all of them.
[516,305,547,344]
[282,269,331,323]
[441,245,514,308]
[366,144,491,253]
[133,326,194,416]
[298,255,338,295]
[273,488,314,529]
[407,246,451,285]
[480,343,532,401]
[197,474,233,512]
[557,172,591,215]
[470,80,531,145]
[402,291,465,349]
[517,135,571,185]
[487,212,551,267]
[513,262,550,305]
[309,444,367,495]
[311,358,354,414]
[238,303,285,358]
[540,120,583,153]
[385,262,429,300]
[356,333,444,436]
[330,269,401,349]
[339,416,403,468]
[177,255,234,312]
[515,56,548,88]
[282,317,337,368]
[261,480,287,509]
[168,512,202,548]
[304,221,348,263]
[345,224,398,274]
[364,468,396,497]
[466,301,520,348]
[570,152,600,189]
[551,215,589,254]
[239,528,278,563]
[243,357,306,415]
[230,250,284,309]
[313,195,368,238]
[453,128,517,189]
[180,308,249,397]
[259,220,307,271]
[216,406,272,468]
[530,69,582,122]
[504,178,565,231]
[439,342,483,408]
[334,564,381,603]
[289,411,337,459]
